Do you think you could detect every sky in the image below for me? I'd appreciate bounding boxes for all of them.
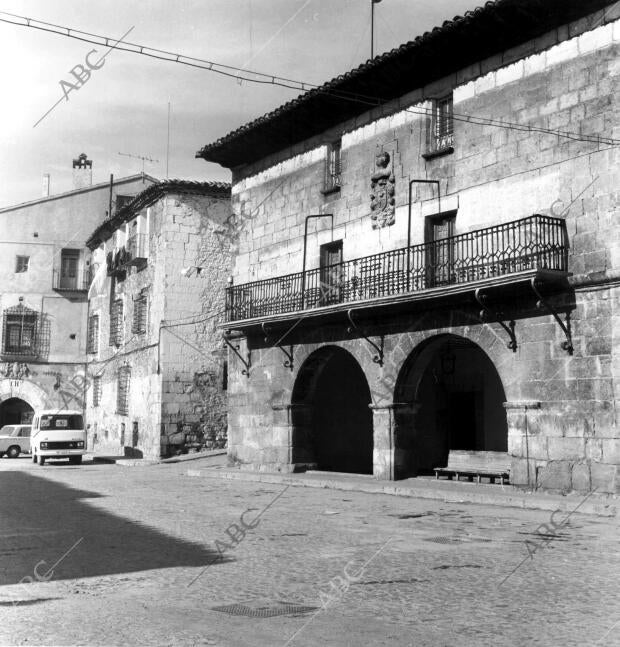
[0,0,476,207]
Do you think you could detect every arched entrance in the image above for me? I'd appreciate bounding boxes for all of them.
[394,334,507,478]
[292,346,373,474]
[0,397,34,426]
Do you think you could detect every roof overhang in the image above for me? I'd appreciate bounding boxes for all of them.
[197,0,615,169]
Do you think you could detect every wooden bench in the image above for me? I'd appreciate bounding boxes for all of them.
[434,450,510,485]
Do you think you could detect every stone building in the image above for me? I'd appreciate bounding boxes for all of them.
[85,180,232,458]
[0,154,155,427]
[197,0,620,493]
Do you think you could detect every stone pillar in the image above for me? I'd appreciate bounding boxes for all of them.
[504,401,541,488]
[369,402,420,480]
[271,403,315,472]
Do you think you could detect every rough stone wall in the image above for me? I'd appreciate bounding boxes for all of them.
[226,13,620,493]
[159,194,232,456]
[86,191,232,458]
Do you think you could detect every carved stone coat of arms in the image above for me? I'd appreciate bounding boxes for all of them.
[370,152,396,229]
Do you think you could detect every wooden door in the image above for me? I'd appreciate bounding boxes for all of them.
[426,215,455,287]
[319,241,343,305]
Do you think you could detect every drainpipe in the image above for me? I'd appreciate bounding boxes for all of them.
[407,179,441,291]
[301,214,333,310]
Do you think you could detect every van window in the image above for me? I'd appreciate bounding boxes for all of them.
[40,414,84,430]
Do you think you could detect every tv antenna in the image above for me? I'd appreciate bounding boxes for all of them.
[118,152,160,175]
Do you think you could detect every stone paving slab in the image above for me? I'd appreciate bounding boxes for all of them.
[0,459,618,646]
[186,464,617,517]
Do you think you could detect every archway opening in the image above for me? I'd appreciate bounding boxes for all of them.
[0,398,34,427]
[394,335,507,478]
[292,346,373,475]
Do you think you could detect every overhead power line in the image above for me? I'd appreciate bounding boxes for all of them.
[1,10,619,147]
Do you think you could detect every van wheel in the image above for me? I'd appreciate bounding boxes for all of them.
[69,456,83,465]
[7,446,20,459]
[39,456,46,466]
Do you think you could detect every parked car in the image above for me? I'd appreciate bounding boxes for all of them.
[0,425,32,458]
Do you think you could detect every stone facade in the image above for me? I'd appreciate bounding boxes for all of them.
[0,158,155,429]
[204,4,620,493]
[86,182,232,458]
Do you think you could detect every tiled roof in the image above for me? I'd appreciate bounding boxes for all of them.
[86,179,231,249]
[197,0,615,169]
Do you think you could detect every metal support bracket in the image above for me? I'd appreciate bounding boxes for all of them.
[278,345,294,371]
[222,333,251,377]
[261,323,294,371]
[530,278,574,354]
[346,309,384,366]
[474,289,517,352]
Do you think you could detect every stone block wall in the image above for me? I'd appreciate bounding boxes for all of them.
[225,12,620,492]
[86,191,232,458]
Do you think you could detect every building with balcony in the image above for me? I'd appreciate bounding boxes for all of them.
[85,180,232,458]
[198,0,620,493]
[0,154,155,427]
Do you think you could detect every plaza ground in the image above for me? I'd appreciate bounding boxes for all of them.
[0,456,618,647]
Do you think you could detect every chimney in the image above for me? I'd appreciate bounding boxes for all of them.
[42,173,50,197]
[72,153,92,189]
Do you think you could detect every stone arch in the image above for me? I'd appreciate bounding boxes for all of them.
[0,379,49,412]
[392,333,508,478]
[291,345,373,474]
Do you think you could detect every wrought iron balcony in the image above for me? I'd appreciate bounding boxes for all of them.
[52,267,91,292]
[225,215,569,325]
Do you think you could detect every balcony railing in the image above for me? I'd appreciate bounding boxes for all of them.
[53,268,91,292]
[225,215,568,323]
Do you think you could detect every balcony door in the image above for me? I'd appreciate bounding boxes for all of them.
[426,214,455,288]
[319,240,343,305]
[60,249,80,290]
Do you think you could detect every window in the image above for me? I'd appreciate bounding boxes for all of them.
[59,249,80,290]
[116,367,130,415]
[324,139,342,192]
[15,256,29,273]
[87,314,99,354]
[2,304,38,357]
[109,299,124,346]
[132,289,148,335]
[92,375,102,407]
[425,94,454,158]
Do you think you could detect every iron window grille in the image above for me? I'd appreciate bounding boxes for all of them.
[132,289,148,334]
[15,256,30,273]
[92,375,102,407]
[2,304,39,357]
[324,140,342,191]
[109,299,124,347]
[87,314,99,354]
[116,367,130,416]
[427,95,454,156]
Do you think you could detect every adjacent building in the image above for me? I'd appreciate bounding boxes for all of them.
[85,180,232,458]
[198,0,620,493]
[0,154,155,427]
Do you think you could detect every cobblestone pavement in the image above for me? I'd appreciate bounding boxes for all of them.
[0,457,618,647]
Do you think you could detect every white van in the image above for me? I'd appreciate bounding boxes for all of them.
[31,410,87,466]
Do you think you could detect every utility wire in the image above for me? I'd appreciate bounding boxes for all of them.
[2,10,619,147]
